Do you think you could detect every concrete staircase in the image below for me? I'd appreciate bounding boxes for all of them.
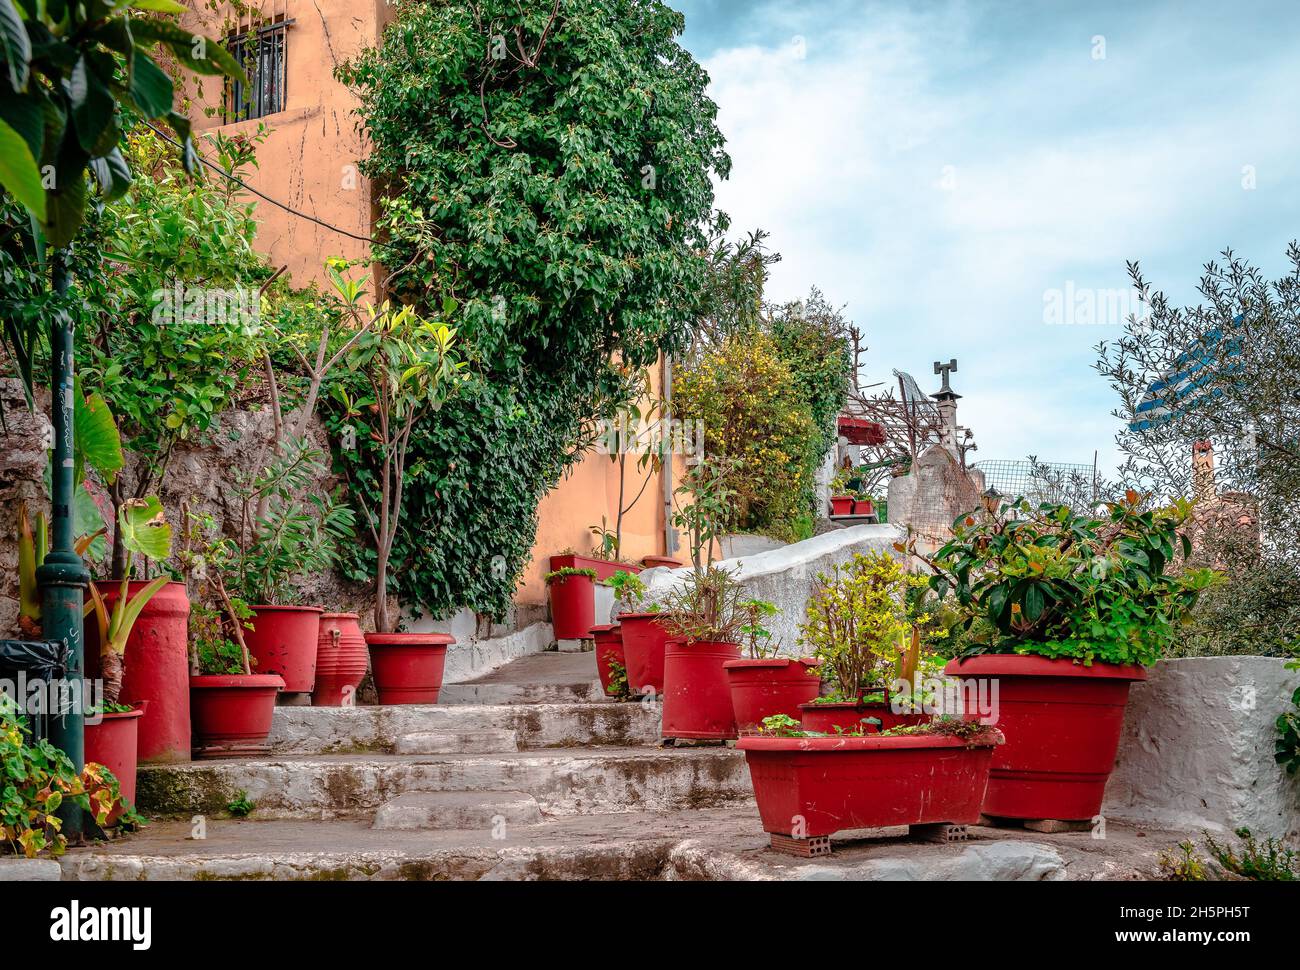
[60,651,763,880]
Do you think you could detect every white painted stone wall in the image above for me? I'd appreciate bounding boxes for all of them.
[1103,656,1300,840]
[402,606,554,683]
[640,524,906,654]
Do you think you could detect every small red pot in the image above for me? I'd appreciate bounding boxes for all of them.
[366,632,454,705]
[548,572,596,639]
[723,658,821,731]
[190,674,285,759]
[85,580,191,764]
[798,698,930,734]
[662,639,742,740]
[853,499,874,516]
[641,556,683,569]
[313,613,369,707]
[738,733,998,837]
[943,654,1145,821]
[244,605,323,694]
[590,623,625,697]
[617,612,670,696]
[84,707,144,826]
[549,554,642,582]
[830,495,853,515]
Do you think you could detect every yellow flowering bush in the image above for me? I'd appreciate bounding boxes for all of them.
[675,332,820,539]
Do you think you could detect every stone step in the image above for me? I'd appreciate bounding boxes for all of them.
[371,791,541,830]
[136,747,750,820]
[393,729,519,755]
[437,681,607,705]
[438,650,607,706]
[56,812,1171,881]
[268,702,660,754]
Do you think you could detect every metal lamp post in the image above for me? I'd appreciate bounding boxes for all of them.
[37,251,89,840]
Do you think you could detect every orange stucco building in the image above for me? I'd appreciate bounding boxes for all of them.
[178,1,681,609]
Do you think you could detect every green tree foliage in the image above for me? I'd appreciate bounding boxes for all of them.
[675,287,853,540]
[334,0,728,619]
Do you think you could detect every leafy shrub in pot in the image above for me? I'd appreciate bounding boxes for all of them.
[658,566,748,739]
[924,492,1217,820]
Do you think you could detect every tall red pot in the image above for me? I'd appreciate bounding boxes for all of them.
[366,632,454,705]
[84,707,143,826]
[313,613,369,707]
[590,623,625,697]
[723,658,821,731]
[943,654,1145,821]
[85,581,191,764]
[617,612,670,696]
[662,639,741,740]
[244,605,323,694]
[190,674,285,758]
[548,573,596,639]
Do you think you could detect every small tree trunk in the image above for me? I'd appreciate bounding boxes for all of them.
[101,649,123,706]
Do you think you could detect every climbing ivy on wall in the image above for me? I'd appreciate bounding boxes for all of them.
[335,0,729,619]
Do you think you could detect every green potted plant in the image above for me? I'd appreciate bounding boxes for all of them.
[659,565,748,740]
[922,491,1217,822]
[545,566,599,639]
[797,550,930,734]
[182,513,286,757]
[738,714,1002,854]
[228,441,355,699]
[722,599,821,731]
[608,568,666,697]
[82,497,174,818]
[338,296,468,704]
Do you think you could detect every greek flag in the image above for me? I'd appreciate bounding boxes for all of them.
[1129,318,1243,432]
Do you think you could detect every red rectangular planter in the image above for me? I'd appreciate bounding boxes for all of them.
[549,554,642,583]
[736,735,997,838]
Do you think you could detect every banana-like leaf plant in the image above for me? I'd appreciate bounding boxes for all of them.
[86,497,173,705]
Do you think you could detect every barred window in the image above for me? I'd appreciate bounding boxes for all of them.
[225,17,292,123]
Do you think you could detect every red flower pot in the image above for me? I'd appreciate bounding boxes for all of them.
[85,580,191,764]
[943,654,1145,821]
[590,623,625,696]
[84,707,143,826]
[617,612,670,696]
[723,658,821,731]
[641,556,683,569]
[244,605,323,694]
[662,640,742,740]
[549,554,642,582]
[190,674,285,759]
[548,572,596,639]
[829,495,853,515]
[799,691,931,735]
[313,613,369,707]
[853,499,874,516]
[738,734,998,837]
[365,632,454,705]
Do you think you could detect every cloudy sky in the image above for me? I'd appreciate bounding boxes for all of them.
[673,0,1300,476]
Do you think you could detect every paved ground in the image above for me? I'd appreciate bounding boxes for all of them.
[58,807,1190,881]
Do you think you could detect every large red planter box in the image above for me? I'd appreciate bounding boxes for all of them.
[943,654,1144,821]
[549,554,642,582]
[737,734,997,838]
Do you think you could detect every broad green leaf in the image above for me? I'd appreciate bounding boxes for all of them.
[88,146,132,200]
[130,0,187,11]
[0,87,44,162]
[0,116,45,219]
[128,51,173,117]
[73,384,124,484]
[117,495,172,561]
[0,0,31,91]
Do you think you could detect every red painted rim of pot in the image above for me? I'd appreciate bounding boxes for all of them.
[364,632,455,647]
[590,623,620,634]
[738,733,999,753]
[943,654,1146,681]
[94,708,144,723]
[248,604,325,614]
[321,612,360,620]
[190,674,286,689]
[616,611,663,621]
[724,657,818,671]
